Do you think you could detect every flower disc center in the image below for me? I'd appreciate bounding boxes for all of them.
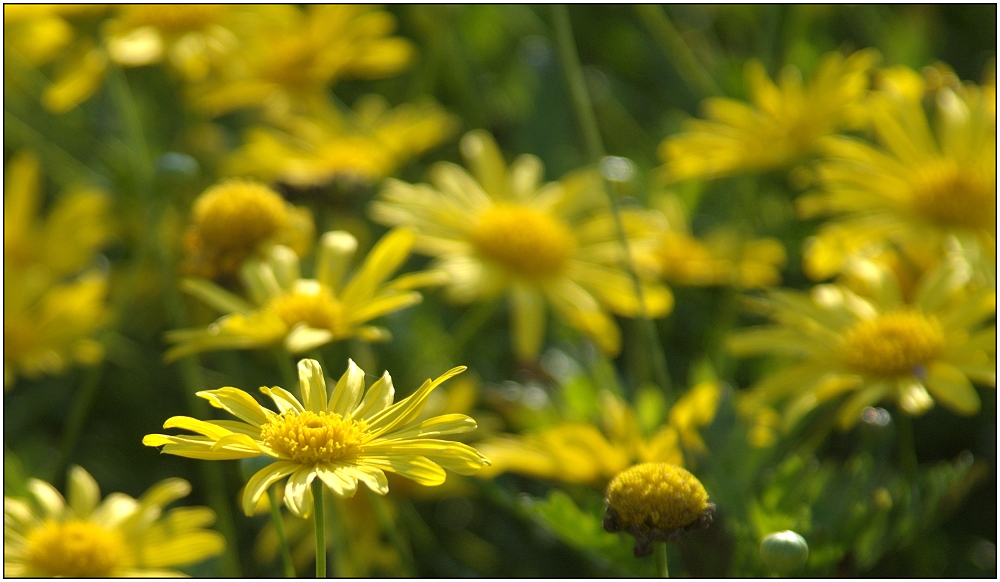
[840,310,945,377]
[261,410,367,465]
[269,289,343,332]
[469,204,574,278]
[193,180,290,252]
[25,519,127,578]
[605,463,708,531]
[913,161,995,231]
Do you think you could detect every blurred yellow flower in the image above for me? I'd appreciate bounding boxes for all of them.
[181,179,314,279]
[3,5,109,113]
[3,151,112,386]
[3,466,224,577]
[189,5,413,119]
[103,4,236,82]
[730,257,996,432]
[226,95,457,188]
[476,382,720,486]
[659,49,878,182]
[144,358,490,518]
[799,65,996,280]
[373,130,672,360]
[637,193,786,288]
[167,229,443,360]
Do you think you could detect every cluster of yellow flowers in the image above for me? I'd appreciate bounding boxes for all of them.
[659,49,995,443]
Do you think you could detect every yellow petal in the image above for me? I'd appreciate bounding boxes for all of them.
[352,371,394,420]
[510,284,546,361]
[315,464,358,498]
[242,461,298,517]
[283,467,317,518]
[67,465,100,518]
[329,358,364,416]
[340,228,415,305]
[195,388,269,426]
[365,366,466,438]
[297,358,328,413]
[28,478,66,519]
[924,361,981,415]
[260,386,305,414]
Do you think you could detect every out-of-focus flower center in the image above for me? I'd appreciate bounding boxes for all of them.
[261,410,367,464]
[25,519,127,578]
[192,180,290,252]
[469,204,574,278]
[120,5,226,32]
[605,463,708,531]
[269,289,342,332]
[912,161,995,231]
[840,311,945,377]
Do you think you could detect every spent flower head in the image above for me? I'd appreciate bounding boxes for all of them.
[603,463,715,557]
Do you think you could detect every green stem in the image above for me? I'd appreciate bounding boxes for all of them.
[654,540,670,577]
[268,488,296,578]
[276,349,298,389]
[450,297,502,357]
[551,5,673,402]
[312,480,327,578]
[51,358,105,486]
[896,413,918,479]
[634,5,723,98]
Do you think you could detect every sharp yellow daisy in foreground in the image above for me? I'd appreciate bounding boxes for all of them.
[659,49,878,182]
[144,358,490,518]
[4,465,224,577]
[167,228,442,360]
[372,130,672,360]
[730,257,996,432]
[799,64,996,280]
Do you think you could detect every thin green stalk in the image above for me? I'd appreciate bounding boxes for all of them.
[268,488,296,578]
[654,540,670,577]
[550,5,673,402]
[312,480,327,578]
[51,358,105,486]
[276,349,298,389]
[634,5,723,98]
[896,413,918,479]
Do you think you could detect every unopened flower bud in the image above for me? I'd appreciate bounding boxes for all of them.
[760,530,809,574]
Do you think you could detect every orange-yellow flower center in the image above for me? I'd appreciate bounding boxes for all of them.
[192,180,290,253]
[605,463,709,531]
[469,204,574,278]
[261,410,367,465]
[840,311,945,377]
[24,519,128,578]
[268,289,343,332]
[912,161,996,231]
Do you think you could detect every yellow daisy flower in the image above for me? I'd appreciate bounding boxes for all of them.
[372,130,673,360]
[103,4,236,83]
[181,178,314,279]
[637,192,786,288]
[3,151,112,386]
[730,257,996,432]
[143,358,490,518]
[226,96,457,188]
[798,64,996,280]
[4,465,224,577]
[189,5,413,119]
[166,228,442,360]
[476,382,720,486]
[659,49,878,182]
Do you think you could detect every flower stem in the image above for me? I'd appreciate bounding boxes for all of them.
[268,488,296,578]
[51,358,105,486]
[313,480,327,578]
[550,5,673,402]
[654,540,670,577]
[633,5,723,98]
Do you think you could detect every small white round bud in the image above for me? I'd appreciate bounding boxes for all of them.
[760,530,809,574]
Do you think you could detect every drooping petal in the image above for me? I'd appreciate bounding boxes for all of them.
[379,414,478,441]
[284,325,334,354]
[163,416,238,440]
[362,455,447,486]
[283,467,318,518]
[242,461,298,517]
[361,439,488,475]
[143,434,262,460]
[315,464,358,498]
[925,361,981,415]
[340,465,389,495]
